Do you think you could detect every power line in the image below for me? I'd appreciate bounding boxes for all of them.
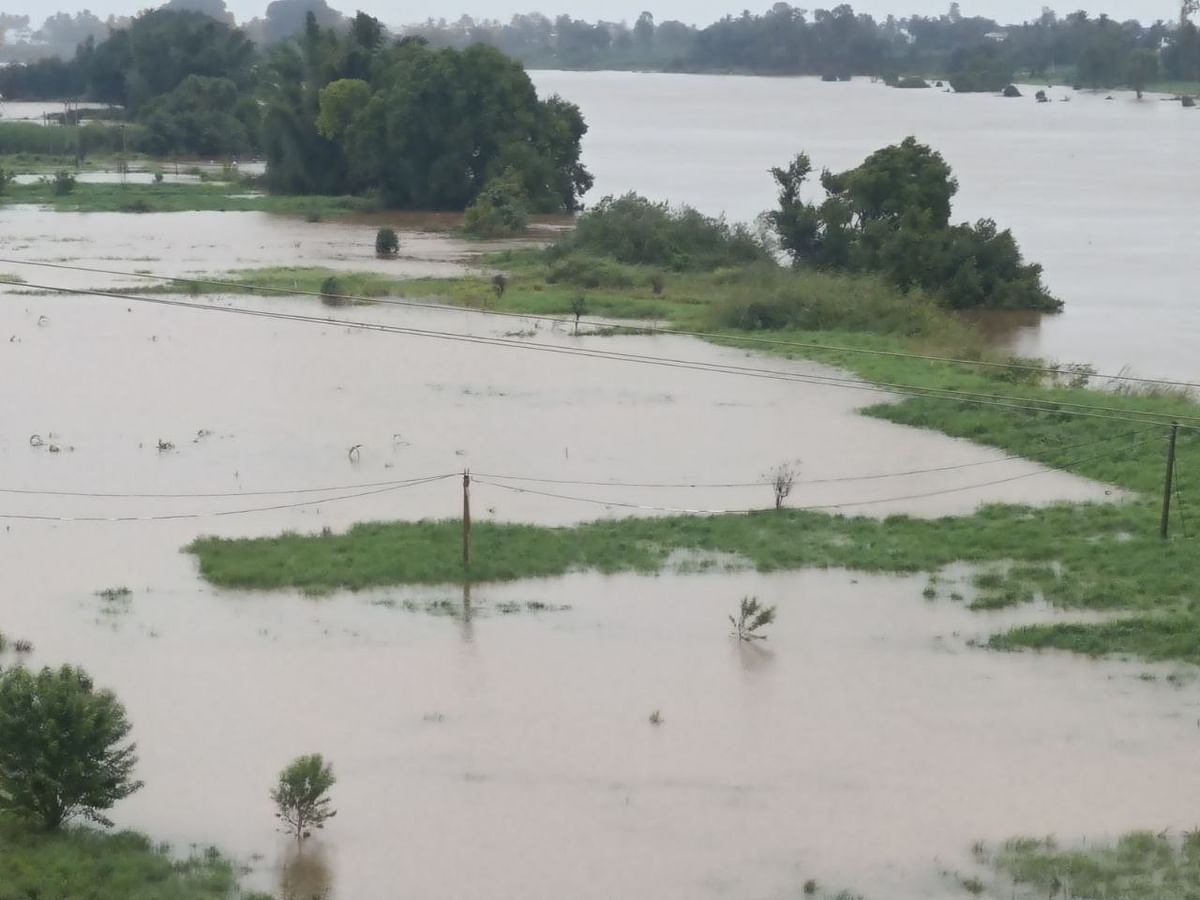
[472,436,1155,515]
[0,472,456,500]
[4,276,1197,432]
[0,473,454,522]
[471,427,1156,489]
[1,430,1150,503]
[5,255,1200,392]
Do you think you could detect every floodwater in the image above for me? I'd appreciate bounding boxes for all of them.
[0,113,1186,896]
[0,99,112,122]
[531,71,1200,383]
[0,208,478,280]
[0,235,1163,899]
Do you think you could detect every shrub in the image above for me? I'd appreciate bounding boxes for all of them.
[546,253,636,289]
[463,171,530,238]
[556,193,768,271]
[0,168,14,195]
[319,275,345,305]
[53,170,76,195]
[375,226,399,257]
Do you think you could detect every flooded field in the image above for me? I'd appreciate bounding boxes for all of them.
[530,72,1200,382]
[0,208,1179,898]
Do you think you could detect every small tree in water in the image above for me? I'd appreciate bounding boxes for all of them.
[569,292,588,335]
[730,596,776,642]
[770,462,798,509]
[375,227,400,257]
[271,754,337,843]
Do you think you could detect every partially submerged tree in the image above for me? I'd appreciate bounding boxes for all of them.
[729,596,776,642]
[568,292,588,334]
[769,462,798,510]
[1128,48,1160,99]
[0,665,143,829]
[374,226,399,257]
[271,754,337,843]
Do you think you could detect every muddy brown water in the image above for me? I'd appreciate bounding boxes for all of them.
[530,71,1200,383]
[0,215,1176,899]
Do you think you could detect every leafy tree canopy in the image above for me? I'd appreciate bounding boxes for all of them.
[769,139,1061,312]
[0,665,143,830]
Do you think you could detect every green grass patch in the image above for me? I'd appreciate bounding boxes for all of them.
[185,250,1200,666]
[985,831,1200,900]
[0,818,237,900]
[0,180,370,215]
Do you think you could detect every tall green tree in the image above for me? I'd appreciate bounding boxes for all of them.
[1127,48,1160,98]
[769,139,1060,312]
[0,665,143,830]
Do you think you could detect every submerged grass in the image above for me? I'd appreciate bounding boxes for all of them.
[986,831,1200,900]
[184,249,1200,665]
[0,818,237,900]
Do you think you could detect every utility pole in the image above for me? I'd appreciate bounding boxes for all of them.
[462,470,471,573]
[1161,424,1179,540]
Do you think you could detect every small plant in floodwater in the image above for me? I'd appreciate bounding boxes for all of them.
[569,291,587,335]
[730,596,776,642]
[52,170,76,195]
[768,462,799,510]
[648,709,663,726]
[922,583,937,599]
[97,587,132,602]
[802,880,818,896]
[0,167,14,195]
[375,227,400,258]
[320,276,345,306]
[13,639,33,654]
[271,754,336,844]
[304,209,322,223]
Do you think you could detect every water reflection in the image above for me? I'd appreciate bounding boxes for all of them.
[960,309,1046,358]
[279,843,335,900]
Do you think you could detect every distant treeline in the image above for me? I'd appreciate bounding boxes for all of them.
[3,2,1199,93]
[411,5,1198,91]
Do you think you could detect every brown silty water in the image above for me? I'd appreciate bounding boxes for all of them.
[0,213,1180,896]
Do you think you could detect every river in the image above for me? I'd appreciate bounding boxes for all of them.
[531,71,1200,383]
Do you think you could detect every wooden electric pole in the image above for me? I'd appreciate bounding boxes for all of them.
[462,470,471,572]
[1161,424,1179,540]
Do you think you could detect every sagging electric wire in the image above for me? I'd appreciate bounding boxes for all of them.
[3,275,1197,432]
[0,473,455,523]
[4,255,1199,394]
[0,472,459,500]
[472,426,1156,490]
[472,435,1157,515]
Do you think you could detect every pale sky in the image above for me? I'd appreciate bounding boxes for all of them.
[4,0,1179,29]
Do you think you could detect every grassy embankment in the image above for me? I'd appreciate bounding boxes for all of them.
[177,249,1200,666]
[0,179,370,215]
[1013,70,1200,97]
[0,818,246,900]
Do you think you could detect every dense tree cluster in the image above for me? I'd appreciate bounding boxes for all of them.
[0,8,592,212]
[263,14,591,210]
[768,138,1061,312]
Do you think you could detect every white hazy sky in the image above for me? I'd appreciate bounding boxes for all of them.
[2,0,1179,25]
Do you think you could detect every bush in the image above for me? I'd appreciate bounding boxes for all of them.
[0,168,14,195]
[557,193,768,271]
[463,170,530,238]
[52,170,76,195]
[708,263,979,343]
[545,254,635,289]
[375,226,399,257]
